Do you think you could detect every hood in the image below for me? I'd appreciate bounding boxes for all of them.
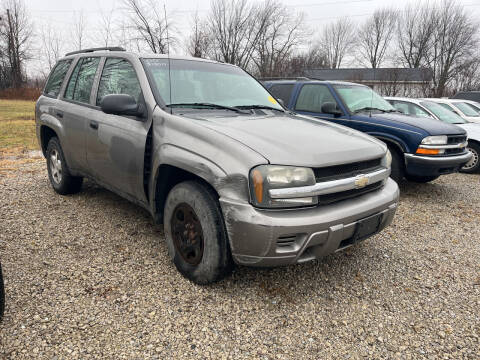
[359,112,467,136]
[185,112,386,167]
[457,123,480,141]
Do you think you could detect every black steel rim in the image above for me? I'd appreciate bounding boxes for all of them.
[171,203,204,266]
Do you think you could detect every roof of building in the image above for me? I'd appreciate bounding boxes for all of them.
[304,68,433,82]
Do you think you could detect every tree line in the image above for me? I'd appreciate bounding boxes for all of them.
[0,0,478,97]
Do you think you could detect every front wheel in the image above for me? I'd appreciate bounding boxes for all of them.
[405,174,439,183]
[461,142,480,173]
[388,145,404,183]
[163,181,234,285]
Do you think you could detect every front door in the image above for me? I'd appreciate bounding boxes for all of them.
[86,57,149,202]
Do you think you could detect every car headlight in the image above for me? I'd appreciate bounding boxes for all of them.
[250,165,317,208]
[421,135,448,145]
[383,150,392,169]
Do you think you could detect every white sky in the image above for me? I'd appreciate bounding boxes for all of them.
[24,0,480,74]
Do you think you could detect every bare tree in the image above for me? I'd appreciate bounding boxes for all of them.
[426,0,478,96]
[122,0,175,54]
[0,0,33,88]
[39,23,62,75]
[186,11,211,58]
[207,0,270,69]
[318,17,356,69]
[283,46,329,77]
[71,11,86,50]
[396,2,436,68]
[357,8,397,68]
[98,5,116,47]
[251,0,307,77]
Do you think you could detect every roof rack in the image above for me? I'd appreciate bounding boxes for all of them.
[259,77,311,81]
[65,47,126,57]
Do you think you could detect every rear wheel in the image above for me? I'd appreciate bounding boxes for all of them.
[461,142,480,173]
[405,174,439,183]
[46,137,83,195]
[163,181,234,285]
[387,145,404,183]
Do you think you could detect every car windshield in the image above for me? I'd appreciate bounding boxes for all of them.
[420,101,467,124]
[455,102,480,117]
[142,58,283,111]
[334,84,395,113]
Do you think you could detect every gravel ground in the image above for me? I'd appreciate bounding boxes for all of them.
[0,158,479,359]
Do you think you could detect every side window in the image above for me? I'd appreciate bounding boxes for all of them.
[411,104,432,118]
[44,60,72,97]
[96,58,142,105]
[391,101,411,115]
[64,57,101,104]
[269,84,294,106]
[295,84,337,113]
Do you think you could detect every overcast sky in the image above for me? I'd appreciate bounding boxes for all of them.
[24,0,480,74]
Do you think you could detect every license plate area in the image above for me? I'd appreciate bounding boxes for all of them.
[353,213,383,242]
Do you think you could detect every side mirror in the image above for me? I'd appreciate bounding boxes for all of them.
[100,94,144,117]
[321,102,342,116]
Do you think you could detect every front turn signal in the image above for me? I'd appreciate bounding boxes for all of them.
[252,169,264,204]
[416,148,441,155]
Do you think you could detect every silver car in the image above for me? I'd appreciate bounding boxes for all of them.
[36,47,399,284]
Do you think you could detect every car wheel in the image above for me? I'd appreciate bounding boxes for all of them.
[405,174,439,183]
[461,142,480,174]
[164,181,234,285]
[387,145,404,183]
[0,262,4,321]
[46,137,83,195]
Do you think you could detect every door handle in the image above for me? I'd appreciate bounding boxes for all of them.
[56,111,64,118]
[89,120,99,130]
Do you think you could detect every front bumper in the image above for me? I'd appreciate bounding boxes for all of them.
[404,152,472,177]
[220,178,399,267]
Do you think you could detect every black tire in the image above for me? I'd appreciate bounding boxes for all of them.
[0,262,4,322]
[387,145,404,183]
[405,174,439,183]
[461,141,480,174]
[46,137,83,195]
[164,181,234,285]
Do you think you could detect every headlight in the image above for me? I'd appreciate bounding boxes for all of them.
[250,165,317,208]
[384,150,392,168]
[421,135,448,145]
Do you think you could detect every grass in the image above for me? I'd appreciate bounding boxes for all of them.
[0,99,37,151]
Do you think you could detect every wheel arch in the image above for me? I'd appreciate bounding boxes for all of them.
[40,125,58,156]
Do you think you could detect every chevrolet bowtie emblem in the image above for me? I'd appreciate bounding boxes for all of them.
[354,175,369,189]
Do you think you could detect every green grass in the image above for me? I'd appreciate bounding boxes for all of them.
[0,99,37,151]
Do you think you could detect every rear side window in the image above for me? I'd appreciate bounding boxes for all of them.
[64,57,101,104]
[96,58,142,105]
[44,60,72,97]
[269,84,294,106]
[295,84,336,112]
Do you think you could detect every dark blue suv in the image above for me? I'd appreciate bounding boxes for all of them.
[264,79,472,183]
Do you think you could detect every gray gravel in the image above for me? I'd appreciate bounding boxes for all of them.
[1,158,479,359]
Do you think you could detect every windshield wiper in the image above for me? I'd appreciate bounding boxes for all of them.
[237,104,285,112]
[167,102,249,114]
[353,107,389,114]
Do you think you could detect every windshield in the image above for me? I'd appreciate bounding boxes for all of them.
[455,102,480,117]
[420,101,467,124]
[142,58,283,110]
[334,84,395,113]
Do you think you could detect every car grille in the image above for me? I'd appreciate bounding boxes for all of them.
[447,135,467,145]
[312,158,384,205]
[313,158,382,182]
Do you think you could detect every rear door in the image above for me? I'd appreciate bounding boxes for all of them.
[59,56,102,173]
[86,57,149,202]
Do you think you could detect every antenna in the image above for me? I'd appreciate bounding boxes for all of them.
[164,3,173,114]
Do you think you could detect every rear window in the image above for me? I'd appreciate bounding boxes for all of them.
[269,84,294,106]
[44,60,72,98]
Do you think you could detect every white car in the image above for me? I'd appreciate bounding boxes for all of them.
[385,97,480,173]
[423,98,480,123]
